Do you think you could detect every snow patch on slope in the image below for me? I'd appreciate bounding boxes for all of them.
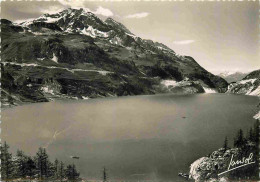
[254,110,260,120]
[239,78,257,84]
[82,96,89,100]
[249,85,260,96]
[203,87,217,93]
[1,62,113,76]
[41,86,55,95]
[52,53,58,63]
[109,36,124,46]
[2,62,38,67]
[227,78,260,96]
[125,32,138,40]
[38,16,61,23]
[157,46,168,51]
[80,26,110,38]
[161,80,177,87]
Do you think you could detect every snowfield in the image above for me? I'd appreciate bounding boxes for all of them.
[80,26,110,38]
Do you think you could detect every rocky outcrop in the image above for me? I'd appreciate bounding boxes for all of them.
[189,147,258,182]
[189,148,239,182]
[1,8,228,107]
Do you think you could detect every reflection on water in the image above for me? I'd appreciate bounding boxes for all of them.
[2,94,258,181]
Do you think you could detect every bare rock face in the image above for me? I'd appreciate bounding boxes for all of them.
[1,8,228,107]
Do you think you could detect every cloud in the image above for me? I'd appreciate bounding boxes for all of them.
[54,1,114,17]
[125,12,149,19]
[39,6,65,14]
[14,18,35,24]
[94,6,113,17]
[57,0,85,8]
[172,40,195,45]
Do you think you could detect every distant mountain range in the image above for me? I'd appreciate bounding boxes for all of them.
[0,8,233,106]
[217,71,249,83]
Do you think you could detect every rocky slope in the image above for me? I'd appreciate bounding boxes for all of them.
[226,69,260,96]
[218,71,248,83]
[189,126,259,182]
[1,8,228,107]
[189,147,258,182]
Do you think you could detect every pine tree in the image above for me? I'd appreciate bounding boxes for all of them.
[7,85,14,105]
[248,127,254,142]
[223,136,228,151]
[35,147,49,180]
[54,159,59,179]
[46,160,55,179]
[103,167,107,182]
[24,157,36,181]
[65,164,80,181]
[252,120,260,180]
[42,148,49,178]
[253,121,259,144]
[59,161,65,182]
[0,143,80,181]
[14,150,28,179]
[0,141,14,180]
[234,129,244,148]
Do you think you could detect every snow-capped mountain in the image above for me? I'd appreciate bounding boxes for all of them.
[217,71,248,83]
[226,69,260,96]
[1,8,228,106]
[18,8,174,52]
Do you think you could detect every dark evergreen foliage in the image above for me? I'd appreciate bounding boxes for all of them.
[228,120,259,180]
[0,142,80,181]
[0,142,14,180]
[223,136,228,151]
[103,167,107,182]
[65,164,80,181]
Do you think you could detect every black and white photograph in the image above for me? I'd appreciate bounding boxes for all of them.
[0,0,260,182]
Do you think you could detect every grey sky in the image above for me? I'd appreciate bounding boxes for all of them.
[1,1,259,74]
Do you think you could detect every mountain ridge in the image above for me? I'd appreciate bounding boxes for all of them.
[218,71,249,83]
[1,8,228,107]
[226,69,260,96]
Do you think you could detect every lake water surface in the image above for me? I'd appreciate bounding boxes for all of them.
[2,93,259,181]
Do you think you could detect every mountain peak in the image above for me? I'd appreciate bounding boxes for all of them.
[20,7,112,35]
[19,8,135,37]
